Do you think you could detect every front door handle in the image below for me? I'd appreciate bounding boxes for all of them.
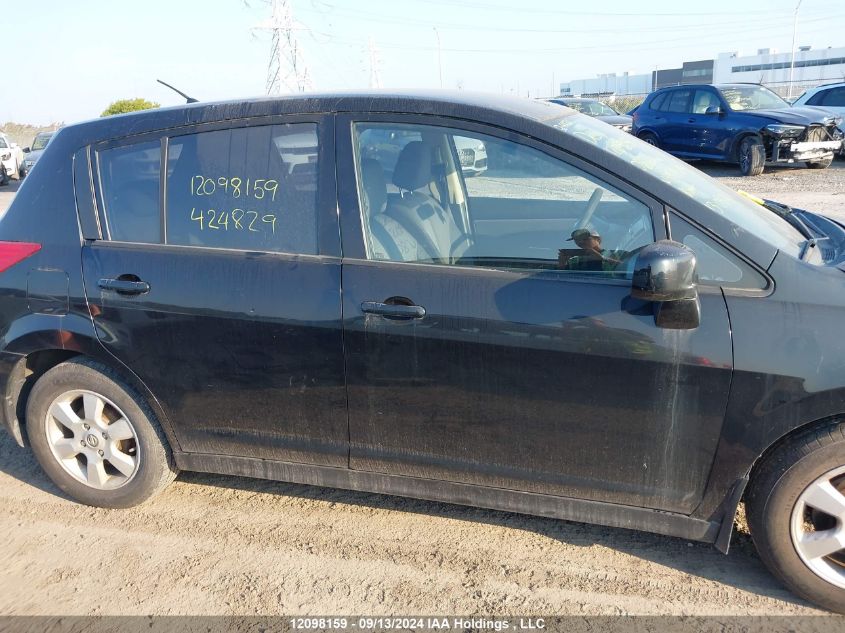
[688,118,696,123]
[361,301,426,319]
[98,277,151,295]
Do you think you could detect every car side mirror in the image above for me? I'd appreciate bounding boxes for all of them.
[23,147,30,153]
[705,106,722,115]
[631,240,700,329]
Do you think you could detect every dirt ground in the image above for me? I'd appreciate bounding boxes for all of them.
[0,161,844,618]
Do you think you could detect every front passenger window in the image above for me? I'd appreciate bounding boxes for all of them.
[353,122,654,279]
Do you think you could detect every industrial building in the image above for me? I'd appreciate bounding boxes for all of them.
[559,45,845,97]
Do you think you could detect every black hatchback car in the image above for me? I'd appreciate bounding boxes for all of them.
[633,83,843,175]
[2,92,845,612]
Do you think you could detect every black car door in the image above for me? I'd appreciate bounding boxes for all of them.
[81,116,348,466]
[337,113,733,514]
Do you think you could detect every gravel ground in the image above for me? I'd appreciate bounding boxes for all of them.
[0,160,843,619]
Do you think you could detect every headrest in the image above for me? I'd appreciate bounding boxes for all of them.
[392,141,432,191]
[360,158,387,215]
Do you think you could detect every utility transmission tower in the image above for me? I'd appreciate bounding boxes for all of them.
[254,0,313,94]
[367,37,382,89]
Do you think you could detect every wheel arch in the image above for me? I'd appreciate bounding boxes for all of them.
[730,131,765,162]
[2,335,180,454]
[745,414,845,493]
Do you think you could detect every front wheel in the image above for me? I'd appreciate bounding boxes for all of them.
[806,156,833,170]
[738,136,765,176]
[746,421,845,613]
[26,358,178,508]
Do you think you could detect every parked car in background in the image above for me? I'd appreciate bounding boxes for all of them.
[0,133,24,181]
[21,130,57,177]
[793,82,845,158]
[4,92,845,613]
[633,83,843,175]
[453,135,488,176]
[548,97,632,132]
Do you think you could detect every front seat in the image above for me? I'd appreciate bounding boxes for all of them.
[360,158,437,263]
[385,141,470,263]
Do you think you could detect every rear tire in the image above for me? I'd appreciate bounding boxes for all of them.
[26,358,178,508]
[638,131,659,148]
[738,136,765,176]
[746,421,845,613]
[806,156,833,170]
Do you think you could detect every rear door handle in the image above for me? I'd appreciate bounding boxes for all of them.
[98,277,151,295]
[688,118,697,123]
[361,301,426,319]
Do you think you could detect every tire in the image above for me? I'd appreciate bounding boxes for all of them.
[746,421,845,613]
[26,358,178,508]
[0,169,8,187]
[737,136,765,176]
[806,156,833,170]
[638,131,659,148]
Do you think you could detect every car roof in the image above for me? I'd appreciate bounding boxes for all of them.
[57,91,576,146]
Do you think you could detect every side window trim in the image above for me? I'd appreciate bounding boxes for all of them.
[336,112,666,276]
[73,146,101,240]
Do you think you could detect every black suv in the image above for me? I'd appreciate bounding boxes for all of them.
[2,92,845,612]
[633,83,843,175]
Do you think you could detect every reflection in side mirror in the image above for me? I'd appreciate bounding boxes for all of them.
[631,240,700,329]
[705,106,722,115]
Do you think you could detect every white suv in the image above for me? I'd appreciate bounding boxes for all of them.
[793,82,845,157]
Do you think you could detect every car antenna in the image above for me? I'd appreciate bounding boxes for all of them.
[156,79,199,104]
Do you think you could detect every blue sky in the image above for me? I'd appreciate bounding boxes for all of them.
[4,0,844,124]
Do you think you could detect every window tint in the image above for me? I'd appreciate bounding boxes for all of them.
[354,122,654,279]
[821,88,845,107]
[692,90,721,114]
[669,212,767,289]
[98,140,161,243]
[649,93,667,111]
[165,124,319,254]
[666,89,692,113]
[0,138,8,149]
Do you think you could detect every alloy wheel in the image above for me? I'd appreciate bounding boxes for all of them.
[790,464,845,589]
[44,389,140,490]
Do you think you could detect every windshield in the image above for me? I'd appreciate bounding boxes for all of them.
[566,101,618,117]
[719,85,789,111]
[547,113,805,256]
[31,133,54,151]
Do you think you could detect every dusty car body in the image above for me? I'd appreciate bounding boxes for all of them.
[1,92,845,612]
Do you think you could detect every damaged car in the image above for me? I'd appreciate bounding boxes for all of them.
[633,83,843,175]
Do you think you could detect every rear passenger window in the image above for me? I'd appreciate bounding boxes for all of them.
[665,90,692,113]
[165,124,319,255]
[98,140,161,243]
